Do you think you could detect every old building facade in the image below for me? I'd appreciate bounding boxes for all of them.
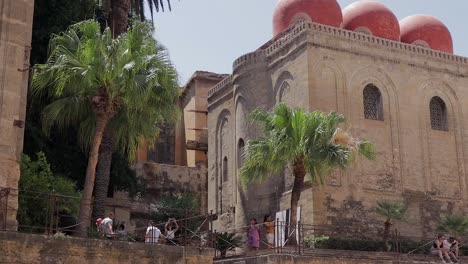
[0,0,34,230]
[207,0,468,238]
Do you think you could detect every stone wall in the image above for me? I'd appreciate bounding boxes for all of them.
[215,252,467,264]
[207,21,468,238]
[105,162,208,234]
[0,0,34,230]
[0,231,214,264]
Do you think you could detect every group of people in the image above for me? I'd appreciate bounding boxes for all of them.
[95,212,179,244]
[95,213,128,240]
[144,218,179,244]
[247,215,275,251]
[432,235,462,264]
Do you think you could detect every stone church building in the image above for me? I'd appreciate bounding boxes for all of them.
[207,0,468,239]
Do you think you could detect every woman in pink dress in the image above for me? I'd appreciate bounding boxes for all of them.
[248,218,260,251]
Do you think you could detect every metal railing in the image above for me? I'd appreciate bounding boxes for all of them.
[212,220,468,261]
[0,186,217,248]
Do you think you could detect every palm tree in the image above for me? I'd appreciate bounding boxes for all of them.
[91,0,179,221]
[132,0,177,21]
[31,20,179,236]
[437,215,468,238]
[375,200,407,251]
[103,0,176,36]
[90,97,179,220]
[241,104,375,244]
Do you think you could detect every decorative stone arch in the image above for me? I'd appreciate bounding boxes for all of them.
[273,71,294,104]
[416,79,466,199]
[215,109,232,213]
[363,84,384,121]
[348,66,402,191]
[310,58,346,114]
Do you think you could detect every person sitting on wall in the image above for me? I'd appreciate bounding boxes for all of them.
[447,237,460,258]
[432,234,459,264]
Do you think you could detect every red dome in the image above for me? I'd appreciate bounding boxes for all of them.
[342,0,400,41]
[273,0,343,36]
[400,15,453,53]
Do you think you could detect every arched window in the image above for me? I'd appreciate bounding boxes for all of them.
[223,157,228,182]
[430,96,448,131]
[238,139,245,169]
[363,84,384,121]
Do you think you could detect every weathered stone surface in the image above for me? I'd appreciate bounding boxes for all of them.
[0,0,34,230]
[207,21,468,238]
[106,162,209,233]
[0,231,214,264]
[215,252,468,264]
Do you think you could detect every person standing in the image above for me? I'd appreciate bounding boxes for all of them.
[101,213,114,239]
[248,218,260,251]
[165,218,179,245]
[145,220,161,244]
[263,215,275,249]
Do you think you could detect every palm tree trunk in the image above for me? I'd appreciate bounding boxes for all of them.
[383,219,392,252]
[110,0,131,36]
[383,220,391,240]
[289,159,306,246]
[92,128,114,220]
[77,115,109,237]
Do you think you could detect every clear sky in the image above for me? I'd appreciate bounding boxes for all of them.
[151,0,468,84]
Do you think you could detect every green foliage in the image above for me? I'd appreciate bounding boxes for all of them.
[108,153,145,198]
[31,19,180,160]
[18,152,80,230]
[241,103,375,186]
[149,193,200,223]
[31,0,97,65]
[26,0,98,191]
[375,200,408,223]
[304,235,330,249]
[216,232,242,257]
[437,215,468,238]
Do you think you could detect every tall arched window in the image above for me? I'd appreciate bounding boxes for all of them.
[430,96,448,131]
[363,84,384,121]
[237,139,245,169]
[223,157,228,182]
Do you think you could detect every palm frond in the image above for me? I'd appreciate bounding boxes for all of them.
[31,20,180,161]
[437,215,468,237]
[375,200,407,222]
[240,104,375,188]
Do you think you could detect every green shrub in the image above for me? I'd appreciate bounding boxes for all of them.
[216,232,242,258]
[304,236,432,254]
[18,152,80,232]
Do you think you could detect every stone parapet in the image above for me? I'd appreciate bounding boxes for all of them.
[0,231,214,264]
[215,251,468,264]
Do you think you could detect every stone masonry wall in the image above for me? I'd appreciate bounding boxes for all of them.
[0,0,34,230]
[215,252,468,264]
[207,21,468,238]
[0,231,214,264]
[118,162,209,233]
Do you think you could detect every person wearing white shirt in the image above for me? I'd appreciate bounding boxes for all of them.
[145,220,161,244]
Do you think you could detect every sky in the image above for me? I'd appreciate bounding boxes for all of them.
[151,0,468,85]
